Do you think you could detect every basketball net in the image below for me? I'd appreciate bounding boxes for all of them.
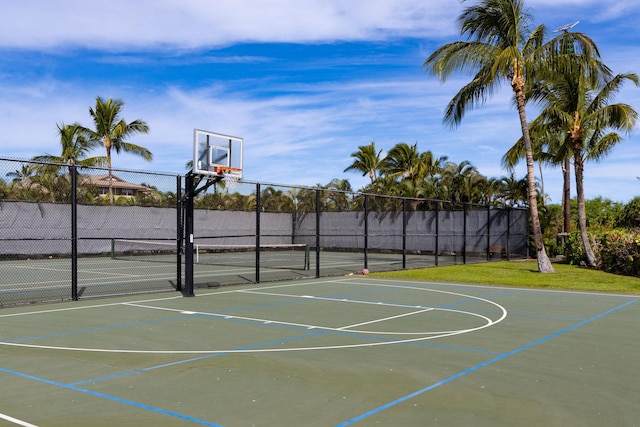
[222,170,239,189]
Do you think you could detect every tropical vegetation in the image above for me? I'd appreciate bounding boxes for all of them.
[83,97,152,202]
[424,0,600,273]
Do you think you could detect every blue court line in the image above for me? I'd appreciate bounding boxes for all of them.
[336,298,638,426]
[11,287,508,388]
[0,366,224,427]
[71,312,504,386]
[505,311,586,321]
[6,314,194,343]
[325,329,505,355]
[211,298,315,313]
[7,285,498,344]
[407,341,504,355]
[71,330,325,386]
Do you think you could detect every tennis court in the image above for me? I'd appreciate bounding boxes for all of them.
[1,275,638,426]
[1,245,484,307]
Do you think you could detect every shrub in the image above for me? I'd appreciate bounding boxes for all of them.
[564,228,640,277]
[572,197,624,231]
[598,229,640,277]
[618,197,640,228]
[564,231,593,266]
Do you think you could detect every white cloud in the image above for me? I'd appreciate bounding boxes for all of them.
[0,0,462,50]
[3,0,638,52]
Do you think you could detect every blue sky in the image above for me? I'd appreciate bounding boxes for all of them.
[1,0,639,203]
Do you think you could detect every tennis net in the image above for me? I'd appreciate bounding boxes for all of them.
[110,239,309,270]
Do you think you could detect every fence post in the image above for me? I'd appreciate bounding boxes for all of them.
[463,203,468,265]
[176,175,182,292]
[364,194,369,270]
[256,183,261,283]
[402,198,407,269]
[315,189,321,278]
[70,165,78,301]
[507,208,512,261]
[435,203,439,267]
[487,205,491,262]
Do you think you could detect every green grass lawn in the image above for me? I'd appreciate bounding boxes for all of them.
[373,260,640,294]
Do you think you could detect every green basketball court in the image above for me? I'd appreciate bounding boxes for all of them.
[1,277,638,426]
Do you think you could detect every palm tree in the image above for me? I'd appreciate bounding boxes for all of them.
[476,176,502,205]
[260,186,292,212]
[84,97,151,202]
[503,123,571,227]
[440,160,482,203]
[362,175,401,198]
[424,0,601,272]
[293,187,317,213]
[504,29,612,239]
[498,172,529,207]
[343,142,383,184]
[530,68,639,266]
[6,164,36,187]
[33,123,106,169]
[380,142,420,182]
[324,178,353,211]
[415,150,448,181]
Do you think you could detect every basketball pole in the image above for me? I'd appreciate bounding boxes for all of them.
[183,173,195,297]
[182,171,222,297]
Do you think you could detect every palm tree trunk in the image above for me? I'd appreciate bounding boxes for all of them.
[538,161,545,206]
[562,158,571,233]
[513,84,555,273]
[573,152,597,266]
[106,142,113,204]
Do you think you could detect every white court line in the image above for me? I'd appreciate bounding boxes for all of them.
[0,279,507,354]
[123,298,493,336]
[240,292,492,335]
[337,308,433,330]
[0,281,316,318]
[10,265,74,274]
[123,302,323,331]
[0,277,167,291]
[239,289,429,310]
[335,277,640,298]
[0,274,172,289]
[0,280,71,289]
[0,270,176,288]
[0,413,39,427]
[0,294,183,318]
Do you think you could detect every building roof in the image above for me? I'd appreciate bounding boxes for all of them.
[82,174,154,194]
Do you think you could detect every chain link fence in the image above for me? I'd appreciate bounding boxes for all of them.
[0,158,528,307]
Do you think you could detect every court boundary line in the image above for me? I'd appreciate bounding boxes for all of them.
[0,281,319,318]
[0,412,39,427]
[336,297,639,426]
[341,277,640,298]
[0,367,223,427]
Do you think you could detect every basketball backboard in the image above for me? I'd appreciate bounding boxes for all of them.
[193,129,243,179]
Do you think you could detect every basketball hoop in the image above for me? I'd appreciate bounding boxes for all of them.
[217,166,241,189]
